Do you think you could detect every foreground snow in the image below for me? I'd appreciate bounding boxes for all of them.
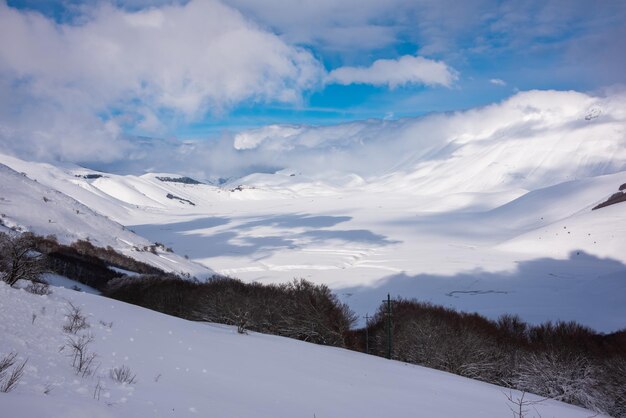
[0,282,603,418]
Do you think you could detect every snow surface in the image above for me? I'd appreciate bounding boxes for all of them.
[0,282,604,417]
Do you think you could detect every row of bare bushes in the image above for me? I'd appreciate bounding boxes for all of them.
[1,232,168,291]
[352,299,626,417]
[105,275,356,347]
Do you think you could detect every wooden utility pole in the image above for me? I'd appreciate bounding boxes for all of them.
[382,294,392,359]
[364,314,370,354]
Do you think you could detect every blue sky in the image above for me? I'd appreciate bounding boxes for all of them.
[1,0,625,155]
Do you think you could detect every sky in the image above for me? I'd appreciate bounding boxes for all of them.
[0,0,625,175]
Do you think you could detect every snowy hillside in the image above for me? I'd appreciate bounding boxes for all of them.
[0,162,213,279]
[0,282,603,418]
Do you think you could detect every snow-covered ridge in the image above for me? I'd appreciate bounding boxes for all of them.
[0,162,213,279]
[0,282,602,418]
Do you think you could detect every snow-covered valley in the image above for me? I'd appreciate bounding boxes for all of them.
[1,90,625,332]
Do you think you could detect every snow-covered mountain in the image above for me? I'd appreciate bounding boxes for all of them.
[0,282,604,418]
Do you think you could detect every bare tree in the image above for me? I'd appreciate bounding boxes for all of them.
[0,232,46,286]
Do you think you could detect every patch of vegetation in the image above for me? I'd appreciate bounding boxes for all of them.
[75,174,104,180]
[593,191,626,210]
[165,193,196,206]
[31,235,166,291]
[593,183,626,210]
[230,185,255,192]
[156,176,203,185]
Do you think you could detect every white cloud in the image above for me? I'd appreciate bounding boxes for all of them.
[223,0,403,52]
[225,0,626,88]
[0,0,324,162]
[327,55,457,88]
[490,78,506,86]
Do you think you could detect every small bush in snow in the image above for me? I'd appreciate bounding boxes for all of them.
[110,365,137,384]
[66,334,97,377]
[25,280,51,296]
[98,320,113,328]
[93,379,104,400]
[62,302,89,334]
[503,391,544,418]
[0,352,27,393]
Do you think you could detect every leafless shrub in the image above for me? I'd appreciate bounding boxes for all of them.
[25,281,52,296]
[63,302,89,334]
[0,352,27,393]
[43,383,53,395]
[93,379,104,400]
[504,390,545,418]
[110,365,137,384]
[0,352,18,378]
[513,352,610,414]
[66,334,97,377]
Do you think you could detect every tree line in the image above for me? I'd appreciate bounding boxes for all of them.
[353,299,625,417]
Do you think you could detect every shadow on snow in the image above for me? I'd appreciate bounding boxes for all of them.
[130,213,399,260]
[338,251,626,333]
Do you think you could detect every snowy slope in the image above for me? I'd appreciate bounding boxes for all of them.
[0,163,213,279]
[0,282,603,418]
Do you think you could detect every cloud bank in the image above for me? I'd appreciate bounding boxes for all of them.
[327,55,457,88]
[0,0,457,164]
[0,0,323,161]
